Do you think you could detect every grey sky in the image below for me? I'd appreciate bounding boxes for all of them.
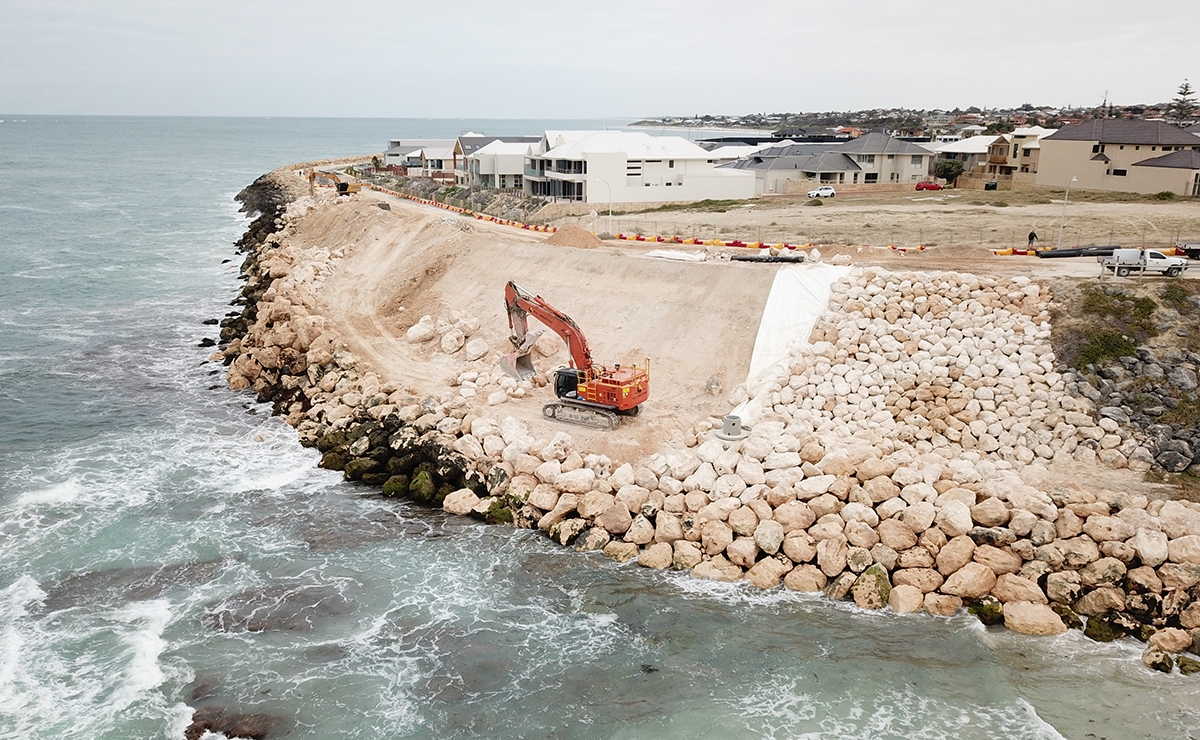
[1,0,1196,117]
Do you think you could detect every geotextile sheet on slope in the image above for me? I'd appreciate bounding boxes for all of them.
[738,263,851,421]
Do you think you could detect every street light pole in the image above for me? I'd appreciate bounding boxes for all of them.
[1056,176,1077,251]
[592,177,612,233]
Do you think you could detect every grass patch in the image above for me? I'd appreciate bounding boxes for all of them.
[1151,191,1178,201]
[1159,281,1199,312]
[639,198,748,214]
[1162,397,1200,428]
[806,198,823,207]
[1054,286,1160,369]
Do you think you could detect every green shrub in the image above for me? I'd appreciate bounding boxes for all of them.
[807,198,823,206]
[1075,329,1137,366]
[1151,191,1178,200]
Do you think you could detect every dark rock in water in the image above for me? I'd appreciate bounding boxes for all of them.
[202,318,219,326]
[1178,655,1200,675]
[43,558,230,612]
[1143,647,1175,674]
[198,338,216,348]
[382,474,410,497]
[185,706,286,740]
[319,448,350,471]
[969,596,1004,626]
[1084,615,1125,642]
[188,672,223,702]
[342,456,381,481]
[1125,593,1165,626]
[205,583,357,633]
[1050,603,1083,630]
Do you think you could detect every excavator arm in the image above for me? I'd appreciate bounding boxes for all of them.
[502,281,592,379]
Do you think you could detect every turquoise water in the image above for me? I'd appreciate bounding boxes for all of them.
[1,116,1198,739]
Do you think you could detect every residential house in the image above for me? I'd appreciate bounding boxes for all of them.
[467,140,535,190]
[1035,119,1200,195]
[416,145,457,183]
[932,135,996,173]
[1006,125,1056,174]
[382,139,455,172]
[522,130,755,204]
[835,132,932,185]
[452,134,540,186]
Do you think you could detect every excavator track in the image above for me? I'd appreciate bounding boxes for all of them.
[542,400,620,430]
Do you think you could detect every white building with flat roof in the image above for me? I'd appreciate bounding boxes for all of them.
[522,130,755,204]
[468,140,534,190]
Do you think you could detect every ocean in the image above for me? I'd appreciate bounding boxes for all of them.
[0,115,1197,739]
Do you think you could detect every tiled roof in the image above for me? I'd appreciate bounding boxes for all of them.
[1044,119,1200,146]
[1133,149,1200,169]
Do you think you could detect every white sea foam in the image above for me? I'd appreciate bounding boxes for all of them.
[16,478,83,507]
[108,599,172,711]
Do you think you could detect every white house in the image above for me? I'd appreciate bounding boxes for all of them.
[468,140,534,190]
[383,139,454,170]
[522,130,756,204]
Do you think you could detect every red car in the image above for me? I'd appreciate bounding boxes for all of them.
[915,181,943,191]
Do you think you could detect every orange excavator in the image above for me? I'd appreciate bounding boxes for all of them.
[307,169,361,196]
[501,281,649,429]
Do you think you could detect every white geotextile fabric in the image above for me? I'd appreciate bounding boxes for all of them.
[736,263,851,421]
[644,249,706,262]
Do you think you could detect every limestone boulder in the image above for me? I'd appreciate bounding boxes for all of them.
[935,501,973,538]
[1079,557,1126,589]
[784,564,828,592]
[577,491,616,519]
[889,584,924,613]
[1003,602,1068,636]
[941,562,997,599]
[754,520,785,555]
[442,488,481,516]
[638,542,674,569]
[595,504,633,535]
[900,501,937,533]
[654,512,684,544]
[936,535,976,576]
[701,519,735,556]
[1169,535,1200,565]
[574,527,610,552]
[991,574,1047,604]
[537,493,579,530]
[1131,529,1169,568]
[726,536,760,568]
[602,541,640,563]
[1045,571,1083,604]
[623,514,655,544]
[672,540,703,570]
[745,556,793,589]
[973,545,1022,575]
[923,593,963,616]
[892,568,944,594]
[970,497,1010,527]
[877,519,918,551]
[1074,587,1126,616]
[817,537,849,577]
[1149,627,1193,653]
[782,533,818,564]
[691,555,743,582]
[1083,515,1135,543]
[1160,501,1200,539]
[555,468,596,494]
[405,315,437,343]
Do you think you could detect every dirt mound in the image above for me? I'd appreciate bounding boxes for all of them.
[544,223,605,249]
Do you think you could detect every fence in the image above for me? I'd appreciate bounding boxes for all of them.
[561,216,1196,253]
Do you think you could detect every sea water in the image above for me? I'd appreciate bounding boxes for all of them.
[1,115,1198,740]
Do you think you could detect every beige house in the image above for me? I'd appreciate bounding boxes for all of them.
[836,132,932,185]
[1036,120,1200,195]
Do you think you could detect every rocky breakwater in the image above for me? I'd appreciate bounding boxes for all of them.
[469,268,1200,674]
[218,171,1200,675]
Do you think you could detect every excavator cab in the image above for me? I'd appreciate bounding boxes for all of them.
[553,368,584,400]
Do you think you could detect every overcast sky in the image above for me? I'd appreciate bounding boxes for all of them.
[1,0,1196,118]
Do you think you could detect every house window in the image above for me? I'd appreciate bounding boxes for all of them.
[669,160,675,168]
[856,154,875,164]
[1112,169,1127,176]
[1092,144,1101,153]
[887,154,894,160]
[865,173,878,184]
[890,172,899,182]
[911,155,923,167]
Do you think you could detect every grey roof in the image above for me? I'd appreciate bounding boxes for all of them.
[1187,123,1200,134]
[1133,149,1200,169]
[457,135,540,156]
[1044,119,1200,146]
[834,132,931,155]
[796,152,861,173]
[722,151,860,174]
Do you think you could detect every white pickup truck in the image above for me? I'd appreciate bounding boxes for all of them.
[1099,248,1189,277]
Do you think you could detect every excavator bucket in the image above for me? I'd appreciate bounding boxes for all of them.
[500,330,542,380]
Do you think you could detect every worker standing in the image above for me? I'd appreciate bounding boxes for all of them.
[1027,230,1038,248]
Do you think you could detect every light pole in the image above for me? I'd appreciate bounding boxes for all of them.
[1056,176,1077,251]
[592,177,612,233]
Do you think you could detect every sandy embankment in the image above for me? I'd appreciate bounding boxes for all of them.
[220,170,1200,671]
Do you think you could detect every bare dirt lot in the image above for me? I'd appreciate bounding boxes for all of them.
[551,189,1200,277]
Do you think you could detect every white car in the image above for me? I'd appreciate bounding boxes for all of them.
[807,186,836,198]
